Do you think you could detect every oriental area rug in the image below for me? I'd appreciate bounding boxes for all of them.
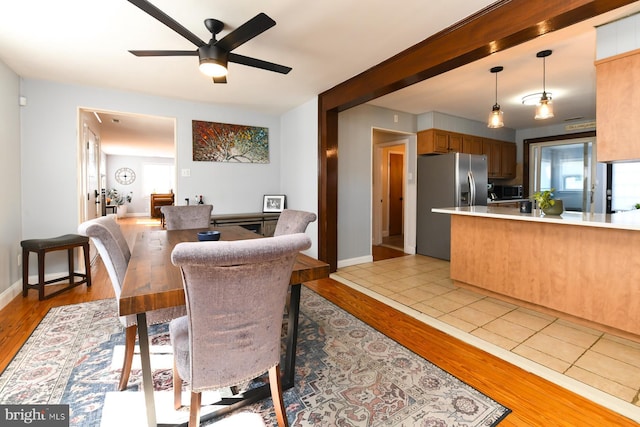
[0,287,510,427]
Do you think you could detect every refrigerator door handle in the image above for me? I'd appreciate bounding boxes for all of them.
[468,171,476,206]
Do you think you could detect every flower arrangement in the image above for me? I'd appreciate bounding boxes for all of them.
[531,188,556,210]
[106,188,133,206]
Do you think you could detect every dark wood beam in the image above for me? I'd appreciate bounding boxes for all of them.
[317,0,636,272]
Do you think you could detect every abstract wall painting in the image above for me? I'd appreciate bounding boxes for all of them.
[192,120,269,163]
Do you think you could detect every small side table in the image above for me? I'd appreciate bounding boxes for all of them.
[105,205,118,214]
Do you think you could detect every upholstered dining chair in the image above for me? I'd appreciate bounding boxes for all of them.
[78,216,186,391]
[170,233,312,427]
[161,205,213,230]
[273,209,317,236]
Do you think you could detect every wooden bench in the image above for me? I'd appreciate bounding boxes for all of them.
[21,234,92,300]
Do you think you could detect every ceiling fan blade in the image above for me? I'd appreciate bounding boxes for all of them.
[229,53,292,74]
[129,50,197,57]
[212,75,227,84]
[216,13,275,52]
[127,0,206,47]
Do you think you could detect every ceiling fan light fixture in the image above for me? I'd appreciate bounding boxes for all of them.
[487,66,504,128]
[199,60,228,78]
[198,45,228,78]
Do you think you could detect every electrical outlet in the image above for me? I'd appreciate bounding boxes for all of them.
[393,114,398,123]
[17,253,22,267]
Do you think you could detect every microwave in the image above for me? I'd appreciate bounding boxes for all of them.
[493,185,523,199]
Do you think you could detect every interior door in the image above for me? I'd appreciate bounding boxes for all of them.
[83,127,100,221]
[388,152,404,236]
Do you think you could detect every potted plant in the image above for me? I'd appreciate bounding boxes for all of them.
[531,188,563,215]
[106,188,133,217]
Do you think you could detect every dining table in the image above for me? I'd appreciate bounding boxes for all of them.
[118,225,330,427]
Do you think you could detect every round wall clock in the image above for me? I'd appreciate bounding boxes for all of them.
[115,167,136,185]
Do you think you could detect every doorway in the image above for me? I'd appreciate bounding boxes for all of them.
[372,130,410,253]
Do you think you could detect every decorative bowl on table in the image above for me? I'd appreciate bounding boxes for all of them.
[197,231,221,241]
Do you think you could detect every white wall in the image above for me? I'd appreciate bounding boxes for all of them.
[0,60,22,300]
[596,12,640,60]
[106,154,175,215]
[280,97,319,257]
[18,78,293,274]
[338,104,416,263]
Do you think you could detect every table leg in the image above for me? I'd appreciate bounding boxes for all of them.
[137,312,157,427]
[282,283,301,389]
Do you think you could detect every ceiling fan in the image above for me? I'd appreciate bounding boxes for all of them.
[126,0,292,83]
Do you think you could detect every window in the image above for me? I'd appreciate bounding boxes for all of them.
[611,162,640,212]
[143,163,175,195]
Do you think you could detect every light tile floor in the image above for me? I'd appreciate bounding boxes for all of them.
[333,254,640,414]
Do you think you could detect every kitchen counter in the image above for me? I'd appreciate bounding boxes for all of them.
[486,198,528,205]
[433,205,640,336]
[433,205,640,231]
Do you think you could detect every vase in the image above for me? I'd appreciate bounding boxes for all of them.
[117,204,127,218]
[542,199,563,215]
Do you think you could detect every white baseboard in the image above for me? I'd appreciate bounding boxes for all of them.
[0,281,22,311]
[337,255,373,268]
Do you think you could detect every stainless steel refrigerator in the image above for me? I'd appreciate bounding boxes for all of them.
[417,152,488,260]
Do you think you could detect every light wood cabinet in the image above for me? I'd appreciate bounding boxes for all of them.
[417,129,462,154]
[419,129,516,179]
[462,135,483,154]
[482,138,502,178]
[595,49,640,162]
[500,142,517,179]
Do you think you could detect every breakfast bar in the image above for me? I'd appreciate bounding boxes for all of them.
[433,206,640,336]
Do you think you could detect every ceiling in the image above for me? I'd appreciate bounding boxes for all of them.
[2,1,640,157]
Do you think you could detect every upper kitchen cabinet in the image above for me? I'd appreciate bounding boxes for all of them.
[501,142,516,179]
[596,49,640,162]
[482,138,516,179]
[462,135,483,155]
[482,139,502,178]
[417,129,462,154]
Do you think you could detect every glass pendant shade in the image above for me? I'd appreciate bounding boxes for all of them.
[487,66,504,128]
[534,92,554,119]
[488,105,504,128]
[534,50,554,120]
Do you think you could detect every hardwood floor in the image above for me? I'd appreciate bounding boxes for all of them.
[0,217,636,425]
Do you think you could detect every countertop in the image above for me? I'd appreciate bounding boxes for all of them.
[487,198,527,204]
[432,205,640,231]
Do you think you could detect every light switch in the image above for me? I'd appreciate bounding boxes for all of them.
[181,168,190,177]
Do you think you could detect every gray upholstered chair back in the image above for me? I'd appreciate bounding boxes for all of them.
[273,209,317,236]
[78,216,130,298]
[170,233,311,391]
[78,216,185,327]
[161,205,213,230]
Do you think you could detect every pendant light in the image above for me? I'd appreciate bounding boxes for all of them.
[487,66,504,128]
[534,50,554,120]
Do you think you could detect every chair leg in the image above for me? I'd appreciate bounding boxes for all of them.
[173,357,183,410]
[268,364,288,427]
[189,391,201,427]
[118,325,137,391]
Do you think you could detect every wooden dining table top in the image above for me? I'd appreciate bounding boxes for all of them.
[118,225,330,317]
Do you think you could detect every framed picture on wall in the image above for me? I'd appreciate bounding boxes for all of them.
[263,195,286,213]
